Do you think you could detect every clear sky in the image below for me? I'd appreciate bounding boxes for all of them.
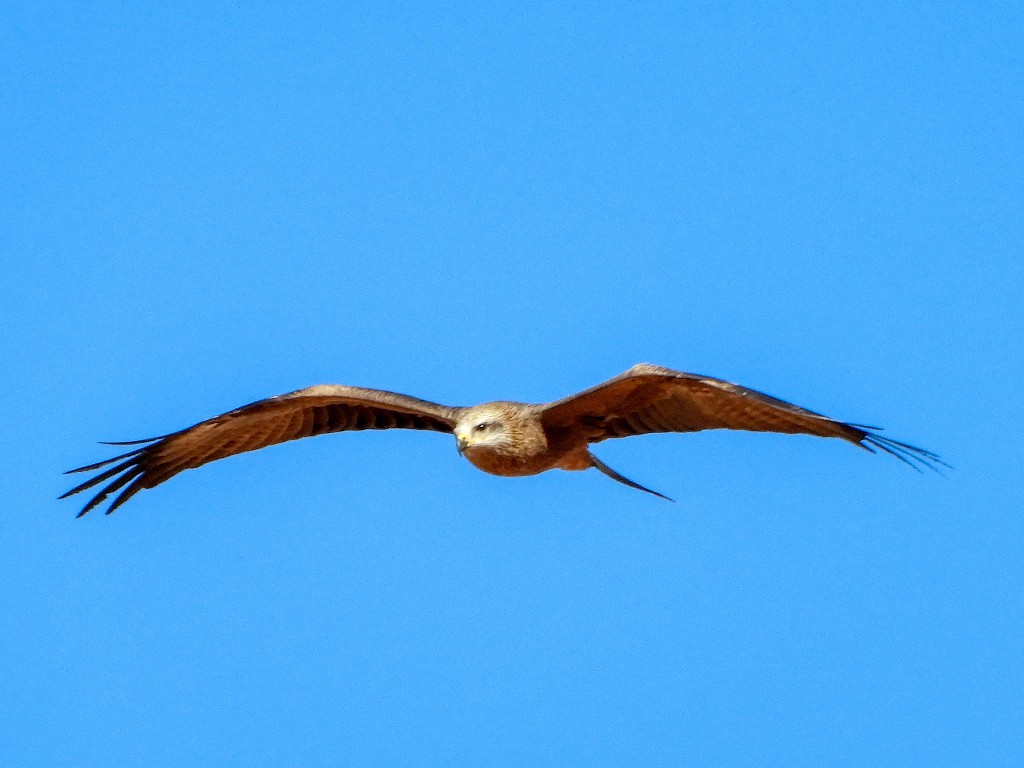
[2,2,1022,766]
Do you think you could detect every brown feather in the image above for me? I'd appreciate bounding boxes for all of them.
[63,386,460,516]
[539,364,945,471]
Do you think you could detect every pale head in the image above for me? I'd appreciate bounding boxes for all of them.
[453,403,519,456]
[452,401,552,477]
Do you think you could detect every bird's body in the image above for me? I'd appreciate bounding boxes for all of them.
[453,401,596,477]
[62,364,944,516]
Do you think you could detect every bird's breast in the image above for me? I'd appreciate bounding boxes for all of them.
[461,444,554,477]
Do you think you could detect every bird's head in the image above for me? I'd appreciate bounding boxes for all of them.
[454,403,518,457]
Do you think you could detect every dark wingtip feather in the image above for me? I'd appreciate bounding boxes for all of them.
[99,435,168,446]
[60,457,139,498]
[65,445,149,475]
[64,441,157,516]
[104,476,148,515]
[72,466,145,517]
[853,427,950,474]
[845,422,883,431]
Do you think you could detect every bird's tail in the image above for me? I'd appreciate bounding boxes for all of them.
[588,452,674,502]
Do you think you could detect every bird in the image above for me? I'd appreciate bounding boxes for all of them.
[62,363,944,516]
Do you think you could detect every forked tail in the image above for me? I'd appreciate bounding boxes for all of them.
[588,452,674,502]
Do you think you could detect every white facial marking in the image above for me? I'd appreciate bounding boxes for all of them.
[455,408,509,450]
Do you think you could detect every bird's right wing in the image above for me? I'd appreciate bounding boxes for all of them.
[62,385,461,516]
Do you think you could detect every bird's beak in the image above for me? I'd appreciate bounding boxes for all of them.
[456,436,468,455]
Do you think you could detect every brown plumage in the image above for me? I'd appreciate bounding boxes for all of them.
[62,364,945,516]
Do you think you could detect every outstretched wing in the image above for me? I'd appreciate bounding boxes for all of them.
[539,364,945,471]
[62,385,461,516]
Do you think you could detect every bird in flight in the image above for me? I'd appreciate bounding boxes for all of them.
[62,364,944,516]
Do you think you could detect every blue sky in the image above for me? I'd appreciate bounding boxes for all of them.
[2,2,1022,765]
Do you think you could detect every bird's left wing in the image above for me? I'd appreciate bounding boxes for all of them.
[538,364,944,471]
[62,385,461,516]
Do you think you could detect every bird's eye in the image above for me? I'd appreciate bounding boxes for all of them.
[473,422,488,432]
